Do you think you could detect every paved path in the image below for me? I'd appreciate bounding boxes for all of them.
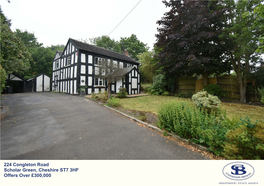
[1,92,208,160]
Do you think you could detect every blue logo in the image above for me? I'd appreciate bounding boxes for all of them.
[223,162,254,181]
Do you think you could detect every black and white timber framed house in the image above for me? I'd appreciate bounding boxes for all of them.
[52,38,141,95]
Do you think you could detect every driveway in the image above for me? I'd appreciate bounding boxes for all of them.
[1,92,208,160]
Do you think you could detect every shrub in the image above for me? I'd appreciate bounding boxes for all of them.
[138,111,147,122]
[162,91,170,96]
[204,84,225,98]
[106,97,120,107]
[223,117,264,159]
[192,90,221,114]
[256,86,264,104]
[149,74,166,95]
[117,88,127,98]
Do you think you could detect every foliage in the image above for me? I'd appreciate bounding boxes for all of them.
[91,91,108,103]
[192,91,221,114]
[253,3,264,53]
[88,34,148,61]
[149,74,167,95]
[1,9,31,92]
[106,97,120,107]
[175,92,193,98]
[158,100,264,158]
[0,65,7,94]
[223,117,264,159]
[220,0,264,103]
[155,0,231,81]
[15,29,64,79]
[116,88,127,98]
[88,35,121,53]
[203,84,225,98]
[256,86,264,104]
[162,91,170,96]
[138,111,147,122]
[120,34,149,61]
[141,84,152,93]
[78,85,87,92]
[138,50,158,83]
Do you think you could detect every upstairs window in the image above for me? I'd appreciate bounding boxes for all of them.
[66,56,71,66]
[94,57,103,66]
[55,60,59,69]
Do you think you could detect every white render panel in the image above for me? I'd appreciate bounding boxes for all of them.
[72,45,75,52]
[138,74,140,82]
[101,89,105,93]
[81,65,86,74]
[60,82,62,92]
[71,67,73,78]
[116,79,122,93]
[81,53,85,63]
[88,55,93,64]
[94,88,99,94]
[129,84,131,94]
[80,76,85,86]
[44,75,50,91]
[36,75,43,92]
[70,80,73,94]
[74,66,77,78]
[132,78,137,89]
[88,66,92,75]
[129,73,131,82]
[88,76,92,86]
[88,88,92,94]
[111,84,115,92]
[135,70,137,76]
[75,52,78,63]
[74,80,77,94]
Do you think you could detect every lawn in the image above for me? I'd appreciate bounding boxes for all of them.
[118,95,264,124]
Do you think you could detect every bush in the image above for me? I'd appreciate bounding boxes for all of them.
[256,86,264,104]
[91,91,108,102]
[204,84,225,98]
[106,97,120,107]
[117,88,127,98]
[149,74,166,95]
[223,117,264,159]
[162,91,170,96]
[192,90,221,114]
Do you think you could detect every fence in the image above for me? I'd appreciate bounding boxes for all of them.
[176,75,258,101]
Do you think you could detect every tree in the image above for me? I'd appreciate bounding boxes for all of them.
[220,0,263,103]
[0,9,31,76]
[120,34,149,61]
[155,0,230,85]
[138,50,158,83]
[14,29,64,79]
[89,35,121,53]
[252,3,264,53]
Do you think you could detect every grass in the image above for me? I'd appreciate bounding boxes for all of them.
[118,95,264,124]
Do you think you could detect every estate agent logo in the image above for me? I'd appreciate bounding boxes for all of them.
[222,162,254,181]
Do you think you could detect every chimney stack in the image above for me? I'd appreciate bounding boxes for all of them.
[123,49,129,56]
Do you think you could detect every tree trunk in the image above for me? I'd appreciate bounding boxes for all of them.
[107,82,111,100]
[202,71,208,87]
[236,58,246,103]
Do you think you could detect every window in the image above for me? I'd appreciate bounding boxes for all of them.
[94,78,105,86]
[95,57,103,66]
[54,75,58,86]
[55,60,59,69]
[66,56,71,66]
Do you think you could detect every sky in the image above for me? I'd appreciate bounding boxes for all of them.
[1,0,168,49]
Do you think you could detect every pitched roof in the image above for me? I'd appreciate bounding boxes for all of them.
[69,38,138,64]
[107,67,134,78]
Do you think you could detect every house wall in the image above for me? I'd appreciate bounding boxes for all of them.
[52,39,140,95]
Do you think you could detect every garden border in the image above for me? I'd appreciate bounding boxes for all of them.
[86,97,209,153]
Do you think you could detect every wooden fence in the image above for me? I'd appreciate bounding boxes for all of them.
[176,75,258,101]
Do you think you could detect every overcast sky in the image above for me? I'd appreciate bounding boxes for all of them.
[1,0,168,49]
